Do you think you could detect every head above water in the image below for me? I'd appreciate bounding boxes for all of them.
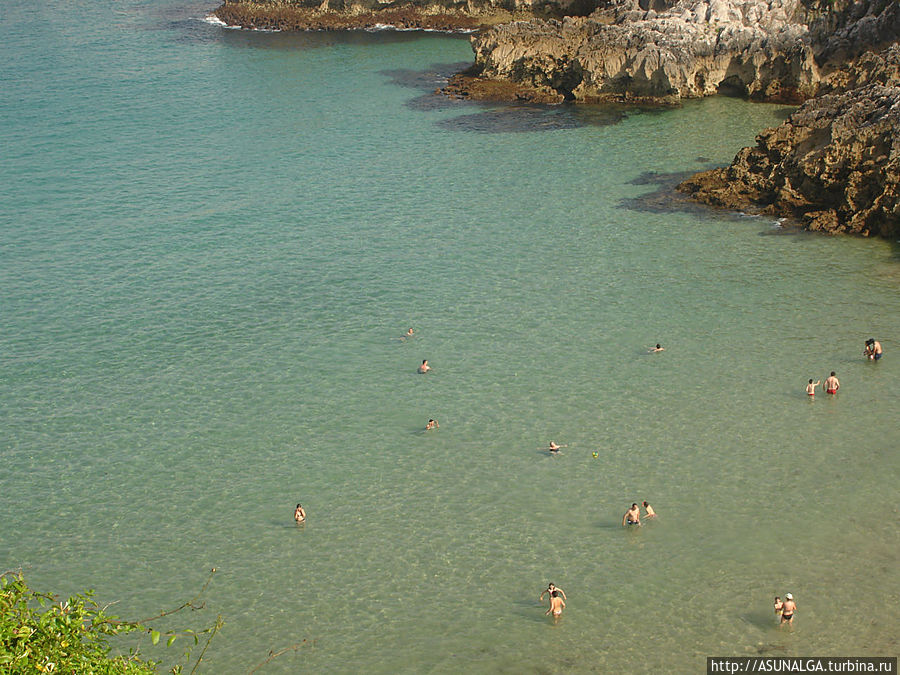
[785,593,793,600]
[831,371,836,376]
[656,344,661,349]
[809,379,813,384]
[632,503,638,508]
[866,338,874,345]
[642,501,649,507]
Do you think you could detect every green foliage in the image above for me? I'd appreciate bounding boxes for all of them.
[0,570,223,675]
[0,572,156,674]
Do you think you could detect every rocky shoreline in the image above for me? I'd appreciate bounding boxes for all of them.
[677,45,900,239]
[214,0,900,238]
[213,2,536,32]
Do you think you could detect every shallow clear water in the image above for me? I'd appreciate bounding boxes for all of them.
[2,2,899,673]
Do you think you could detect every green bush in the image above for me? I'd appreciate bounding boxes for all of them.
[0,572,157,674]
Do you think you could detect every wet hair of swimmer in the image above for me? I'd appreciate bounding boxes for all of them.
[866,338,874,345]
[831,371,836,376]
[642,501,649,507]
[296,503,302,509]
[656,344,661,349]
[551,590,560,598]
[632,503,638,508]
[809,379,813,384]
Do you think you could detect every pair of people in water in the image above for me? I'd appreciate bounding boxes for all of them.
[807,371,840,396]
[864,338,883,360]
[622,501,656,526]
[540,583,567,619]
[774,593,797,624]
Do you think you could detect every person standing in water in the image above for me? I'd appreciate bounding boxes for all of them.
[294,503,306,523]
[780,593,796,624]
[642,501,656,518]
[545,590,566,619]
[540,583,567,603]
[824,372,840,395]
[623,503,641,526]
[806,379,820,396]
[418,359,431,374]
[425,419,438,430]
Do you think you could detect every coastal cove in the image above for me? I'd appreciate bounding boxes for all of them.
[2,2,900,673]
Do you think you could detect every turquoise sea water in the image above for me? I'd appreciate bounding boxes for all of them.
[2,1,899,672]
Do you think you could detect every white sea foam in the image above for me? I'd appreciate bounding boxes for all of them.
[202,14,227,27]
[202,14,281,31]
[362,23,477,33]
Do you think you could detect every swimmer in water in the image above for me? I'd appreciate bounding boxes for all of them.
[548,441,564,454]
[642,501,656,518]
[824,371,840,395]
[294,503,306,523]
[418,359,431,374]
[774,596,783,617]
[623,503,641,526]
[806,378,820,396]
[425,419,438,430]
[648,343,665,353]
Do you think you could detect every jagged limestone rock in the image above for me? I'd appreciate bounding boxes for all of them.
[678,46,900,237]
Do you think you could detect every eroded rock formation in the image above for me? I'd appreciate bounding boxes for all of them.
[677,45,900,238]
[461,0,900,104]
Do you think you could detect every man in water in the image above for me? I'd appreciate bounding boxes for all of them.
[418,359,431,374]
[540,583,567,603]
[824,371,840,395]
[425,419,438,430]
[806,378,820,396]
[545,590,566,619]
[780,593,796,624]
[642,501,656,518]
[294,503,306,523]
[548,441,564,454]
[649,343,665,353]
[864,339,883,360]
[623,503,641,526]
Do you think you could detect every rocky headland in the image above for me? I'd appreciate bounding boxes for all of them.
[678,45,900,238]
[214,0,899,237]
[447,0,900,104]
[213,0,562,31]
